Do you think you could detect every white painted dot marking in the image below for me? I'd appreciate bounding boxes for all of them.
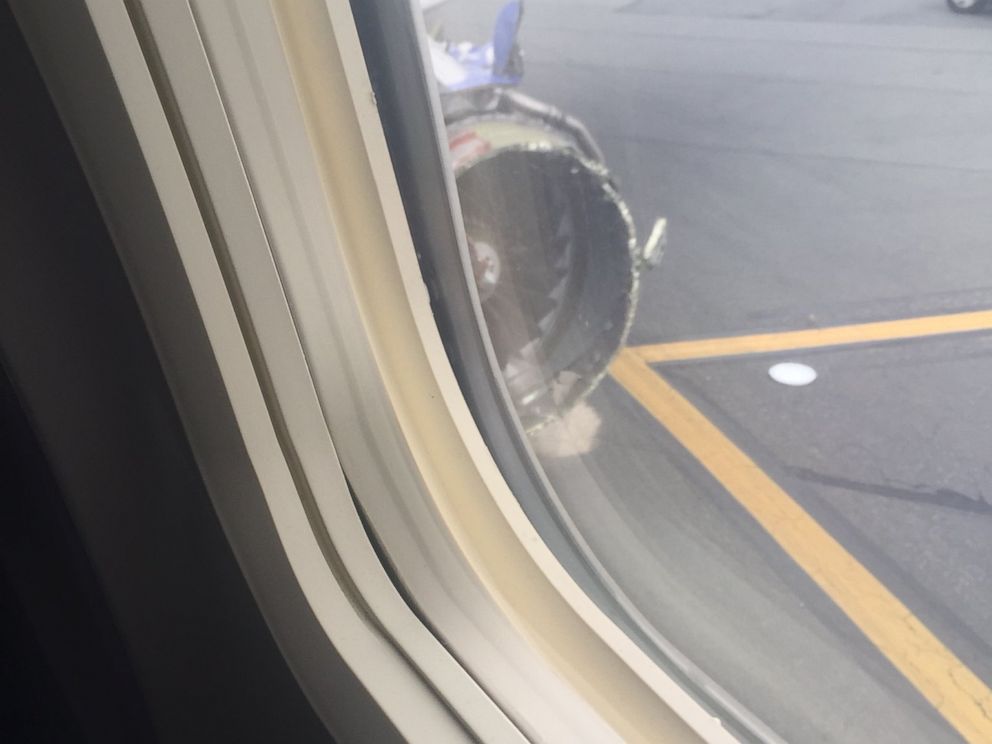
[769,362,817,386]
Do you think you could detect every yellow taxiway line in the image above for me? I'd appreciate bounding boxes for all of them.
[632,309,992,364]
[609,348,992,743]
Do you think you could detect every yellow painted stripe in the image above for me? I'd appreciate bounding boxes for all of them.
[609,348,992,743]
[633,309,992,363]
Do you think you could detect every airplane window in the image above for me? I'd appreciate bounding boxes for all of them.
[409,1,992,742]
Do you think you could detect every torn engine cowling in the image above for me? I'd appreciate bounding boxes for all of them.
[446,91,653,431]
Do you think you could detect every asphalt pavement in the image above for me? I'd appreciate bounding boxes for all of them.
[434,1,992,741]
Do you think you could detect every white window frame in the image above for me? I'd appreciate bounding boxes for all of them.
[22,0,733,741]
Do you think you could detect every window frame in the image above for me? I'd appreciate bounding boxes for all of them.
[17,0,732,741]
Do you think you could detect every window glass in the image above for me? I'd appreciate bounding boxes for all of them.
[421,2,992,741]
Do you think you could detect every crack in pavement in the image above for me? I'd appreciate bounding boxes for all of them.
[786,466,992,515]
